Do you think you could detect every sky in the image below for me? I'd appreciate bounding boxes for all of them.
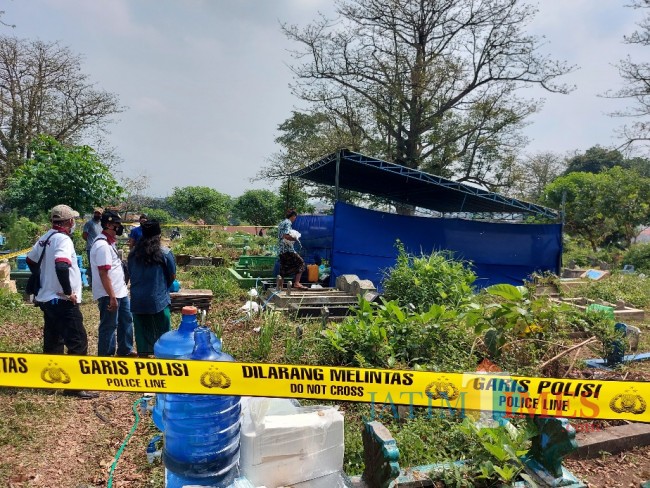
[4,0,647,197]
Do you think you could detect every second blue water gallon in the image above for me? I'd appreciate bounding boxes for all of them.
[162,327,241,487]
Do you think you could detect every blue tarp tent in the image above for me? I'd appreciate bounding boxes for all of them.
[289,150,562,289]
[292,214,334,265]
[330,202,561,289]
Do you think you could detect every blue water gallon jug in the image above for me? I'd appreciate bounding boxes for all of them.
[152,306,222,431]
[163,328,241,488]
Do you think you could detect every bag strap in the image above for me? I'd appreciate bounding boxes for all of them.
[92,234,119,259]
[35,231,58,268]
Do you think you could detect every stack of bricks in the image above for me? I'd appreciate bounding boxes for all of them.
[0,260,17,293]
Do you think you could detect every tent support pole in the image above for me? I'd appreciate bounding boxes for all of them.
[335,150,341,201]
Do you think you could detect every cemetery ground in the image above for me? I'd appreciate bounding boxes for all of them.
[1,234,650,487]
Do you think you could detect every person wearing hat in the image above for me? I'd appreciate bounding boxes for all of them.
[90,210,136,357]
[26,204,99,400]
[82,207,103,284]
[127,214,148,249]
[128,219,176,357]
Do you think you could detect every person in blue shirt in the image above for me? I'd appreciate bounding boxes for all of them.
[127,219,176,357]
[127,214,148,249]
[277,209,306,288]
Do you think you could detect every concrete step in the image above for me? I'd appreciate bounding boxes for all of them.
[266,304,349,322]
[288,303,354,318]
[271,292,359,308]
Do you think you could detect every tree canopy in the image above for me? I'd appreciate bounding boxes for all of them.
[610,0,650,149]
[3,135,123,218]
[279,0,573,195]
[543,167,650,250]
[167,186,232,225]
[0,36,123,182]
[232,190,282,226]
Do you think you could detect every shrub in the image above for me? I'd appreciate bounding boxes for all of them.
[322,296,476,370]
[6,217,41,250]
[382,242,476,310]
[621,243,650,272]
[183,228,212,247]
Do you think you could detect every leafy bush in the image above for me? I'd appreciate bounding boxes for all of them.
[0,288,25,310]
[382,242,476,310]
[469,284,575,375]
[621,243,650,272]
[447,419,536,487]
[183,228,212,247]
[322,296,476,370]
[6,216,41,250]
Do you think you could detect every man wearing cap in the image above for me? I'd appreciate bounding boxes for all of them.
[90,210,136,357]
[127,214,148,249]
[26,204,99,400]
[82,207,103,284]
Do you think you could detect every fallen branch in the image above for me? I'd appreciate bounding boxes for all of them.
[564,348,582,377]
[540,336,597,370]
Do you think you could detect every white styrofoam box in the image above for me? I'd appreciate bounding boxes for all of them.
[288,471,349,488]
[240,403,344,488]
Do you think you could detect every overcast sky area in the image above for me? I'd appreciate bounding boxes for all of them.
[5,0,647,197]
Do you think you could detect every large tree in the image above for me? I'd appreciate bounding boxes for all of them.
[281,0,572,197]
[167,186,232,225]
[3,135,123,218]
[232,190,282,226]
[562,145,650,176]
[543,167,650,250]
[0,36,123,181]
[609,0,650,149]
[509,151,566,202]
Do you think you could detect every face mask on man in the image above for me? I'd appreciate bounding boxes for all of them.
[114,224,124,236]
[70,222,77,234]
[93,214,101,222]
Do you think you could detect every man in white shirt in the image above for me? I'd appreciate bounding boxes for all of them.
[90,210,136,357]
[26,204,99,400]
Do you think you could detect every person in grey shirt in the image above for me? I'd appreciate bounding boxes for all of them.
[82,207,103,283]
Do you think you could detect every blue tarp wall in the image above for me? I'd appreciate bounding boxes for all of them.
[293,214,334,265]
[330,202,561,289]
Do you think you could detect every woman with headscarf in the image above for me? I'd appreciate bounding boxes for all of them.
[127,219,176,357]
[277,209,306,289]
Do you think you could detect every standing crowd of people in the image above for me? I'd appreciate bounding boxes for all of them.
[25,204,309,400]
[26,204,176,399]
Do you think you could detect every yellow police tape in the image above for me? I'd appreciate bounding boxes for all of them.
[1,352,647,422]
[1,247,33,261]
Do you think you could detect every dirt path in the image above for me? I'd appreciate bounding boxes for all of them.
[565,445,650,487]
[4,390,158,488]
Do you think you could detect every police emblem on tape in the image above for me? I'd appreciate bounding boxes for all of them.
[425,377,459,401]
[200,367,231,389]
[40,361,71,384]
[609,388,647,415]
